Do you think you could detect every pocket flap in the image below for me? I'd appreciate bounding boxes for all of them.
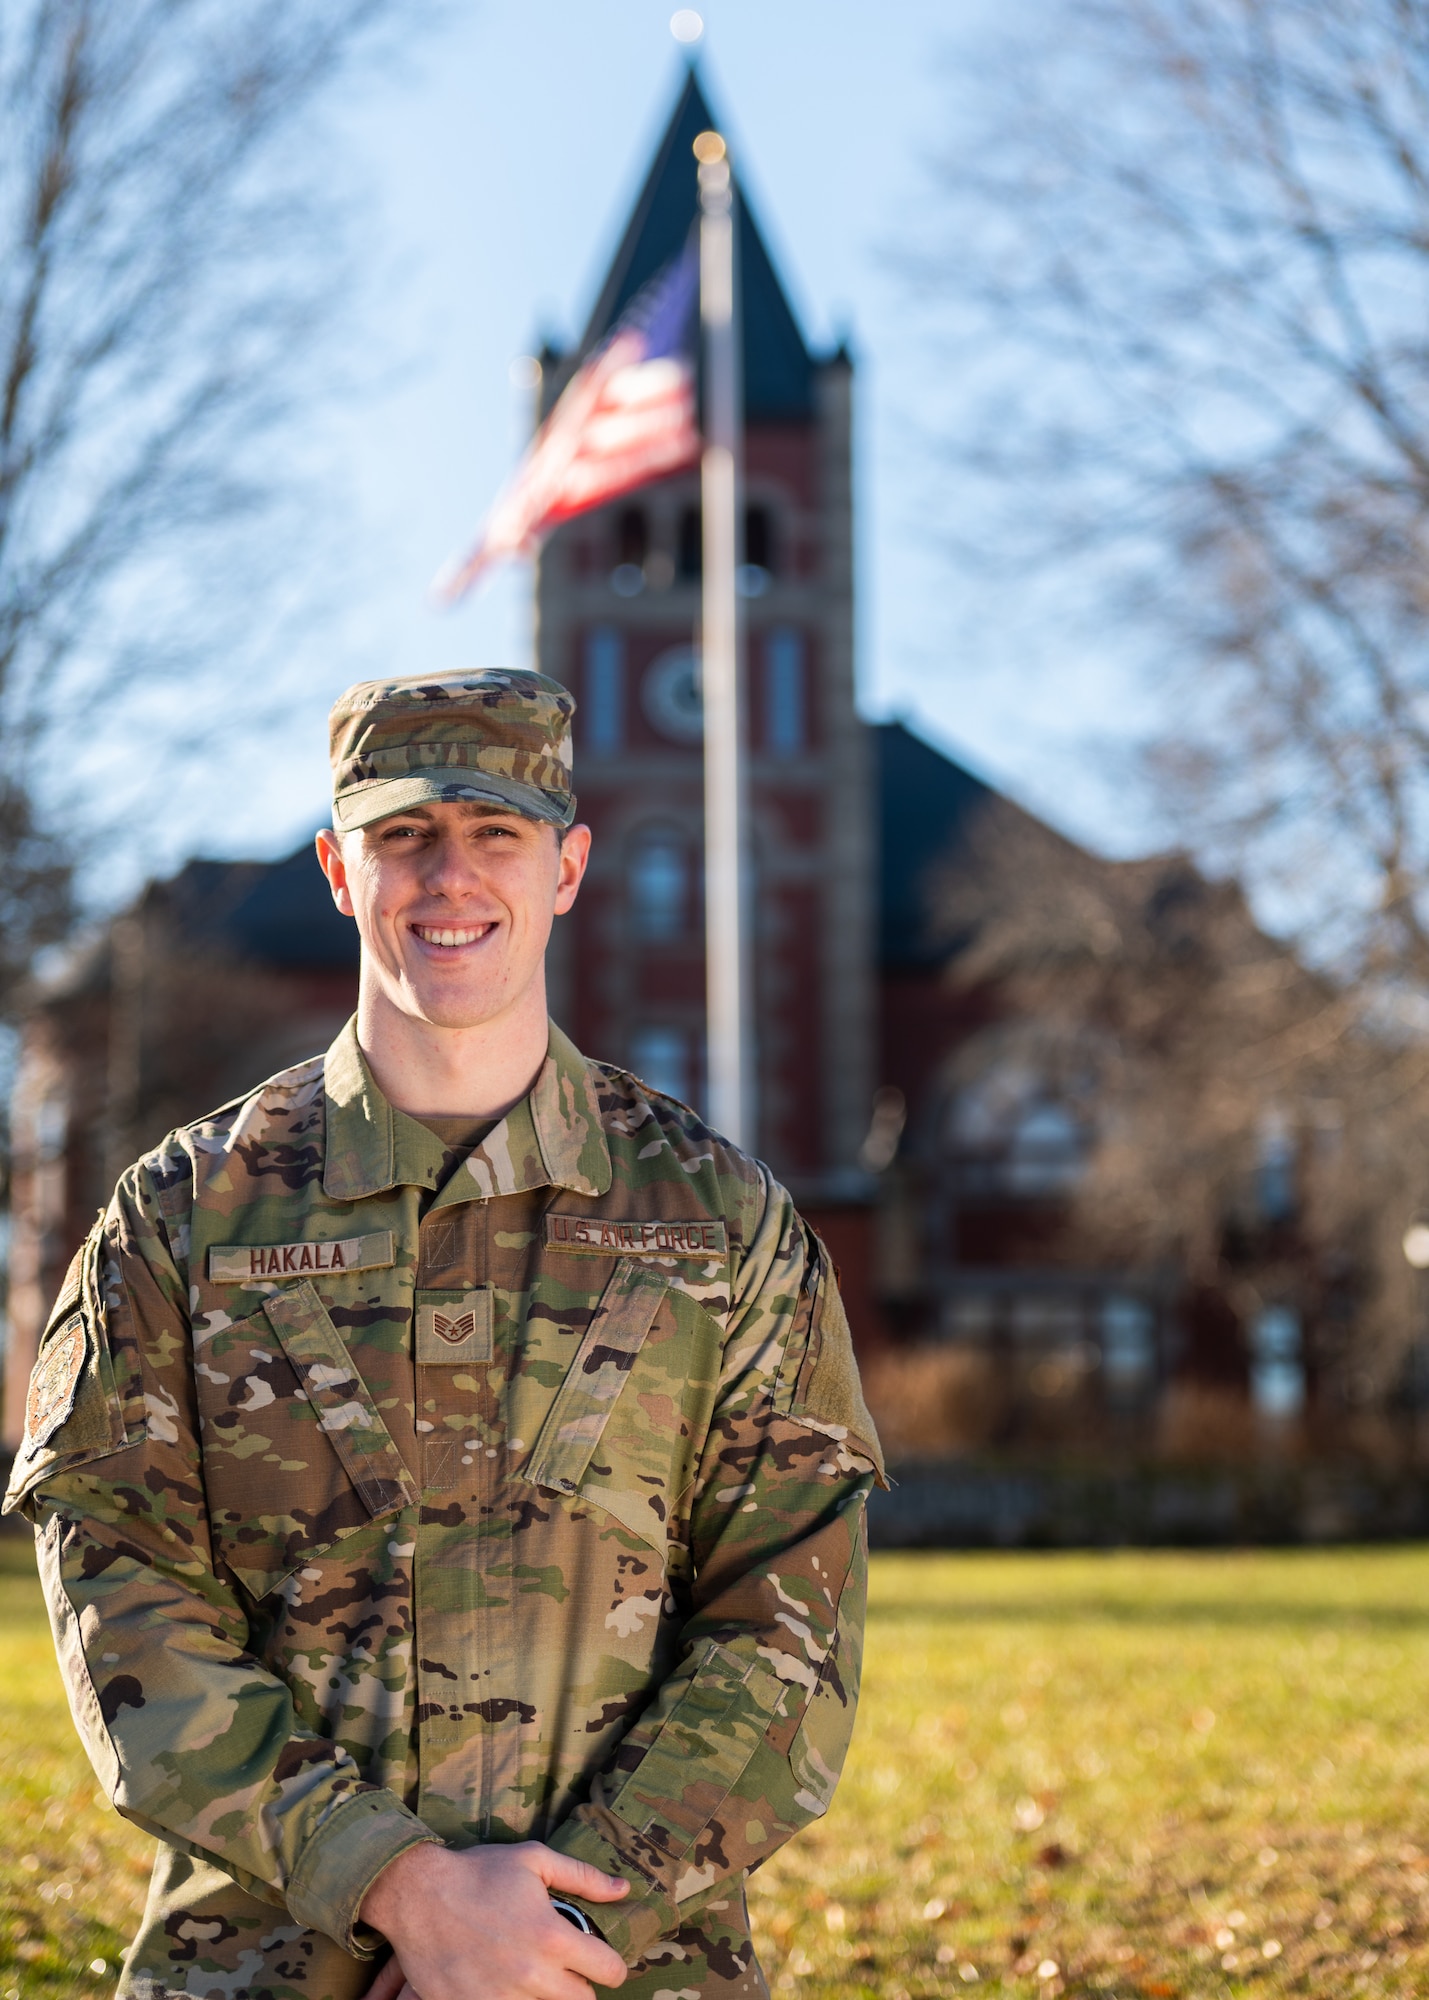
[527,1260,667,1499]
[607,1640,789,1861]
[262,1281,419,1518]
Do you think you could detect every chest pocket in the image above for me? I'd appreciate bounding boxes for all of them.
[200,1279,418,1597]
[526,1259,680,1550]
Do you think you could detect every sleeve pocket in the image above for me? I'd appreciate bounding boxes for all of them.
[605,1640,788,1870]
[526,1259,668,1512]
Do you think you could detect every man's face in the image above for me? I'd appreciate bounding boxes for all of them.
[316,800,590,1032]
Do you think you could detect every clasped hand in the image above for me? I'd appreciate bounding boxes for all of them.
[361,1839,629,2000]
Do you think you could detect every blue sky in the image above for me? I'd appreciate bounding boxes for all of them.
[136,0,1158,886]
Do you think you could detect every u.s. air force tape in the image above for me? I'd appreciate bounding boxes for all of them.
[208,1230,395,1283]
[543,1214,727,1256]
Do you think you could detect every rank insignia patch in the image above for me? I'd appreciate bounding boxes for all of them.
[25,1313,87,1454]
[416,1288,493,1365]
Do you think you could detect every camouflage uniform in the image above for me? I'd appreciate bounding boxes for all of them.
[5,1018,883,2000]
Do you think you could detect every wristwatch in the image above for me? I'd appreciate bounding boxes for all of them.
[549,1896,597,1935]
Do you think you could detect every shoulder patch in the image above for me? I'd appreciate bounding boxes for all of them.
[25,1313,87,1453]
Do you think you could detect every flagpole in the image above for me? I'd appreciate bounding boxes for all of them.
[696,131,752,1148]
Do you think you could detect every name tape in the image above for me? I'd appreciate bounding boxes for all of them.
[208,1230,395,1284]
[544,1215,728,1258]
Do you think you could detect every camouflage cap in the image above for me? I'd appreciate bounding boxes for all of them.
[328,670,576,832]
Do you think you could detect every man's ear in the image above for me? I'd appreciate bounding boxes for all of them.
[315,827,356,918]
[554,823,592,916]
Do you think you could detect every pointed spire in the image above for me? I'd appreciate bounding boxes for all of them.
[576,69,815,420]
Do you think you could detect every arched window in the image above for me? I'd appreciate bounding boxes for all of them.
[629,826,690,941]
[615,506,648,567]
[611,506,648,596]
[744,503,776,576]
[942,1034,1096,1199]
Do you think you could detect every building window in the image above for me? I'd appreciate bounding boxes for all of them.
[942,1033,1100,1202]
[34,1093,69,1161]
[1009,1295,1096,1399]
[629,826,690,940]
[764,626,806,756]
[744,502,776,576]
[1009,1294,1086,1347]
[1251,1305,1304,1417]
[1005,1102,1086,1196]
[616,505,648,567]
[1256,1109,1297,1222]
[610,506,647,596]
[1101,1296,1157,1403]
[630,1026,690,1104]
[737,504,774,597]
[678,504,702,579]
[942,1291,996,1342]
[584,628,623,756]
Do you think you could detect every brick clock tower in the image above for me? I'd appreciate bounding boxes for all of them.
[539,71,873,1209]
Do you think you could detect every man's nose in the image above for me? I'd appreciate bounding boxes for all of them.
[421,831,484,895]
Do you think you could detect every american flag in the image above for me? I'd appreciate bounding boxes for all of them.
[435,243,700,603]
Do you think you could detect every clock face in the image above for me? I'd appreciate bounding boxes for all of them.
[642,647,704,744]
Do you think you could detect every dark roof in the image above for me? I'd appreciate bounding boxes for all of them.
[151,843,359,971]
[575,68,816,421]
[875,721,1006,971]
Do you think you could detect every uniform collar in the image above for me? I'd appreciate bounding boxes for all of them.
[322,1015,611,1202]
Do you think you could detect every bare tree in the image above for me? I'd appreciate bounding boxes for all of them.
[914,0,1429,980]
[0,0,416,1012]
[933,809,1429,1425]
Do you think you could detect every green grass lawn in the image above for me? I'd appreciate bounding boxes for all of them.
[0,1537,152,1996]
[5,1537,1429,1997]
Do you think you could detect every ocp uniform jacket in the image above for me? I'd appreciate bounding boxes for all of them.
[6,1020,883,2000]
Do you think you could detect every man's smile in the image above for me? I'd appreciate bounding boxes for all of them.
[409,921,497,950]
